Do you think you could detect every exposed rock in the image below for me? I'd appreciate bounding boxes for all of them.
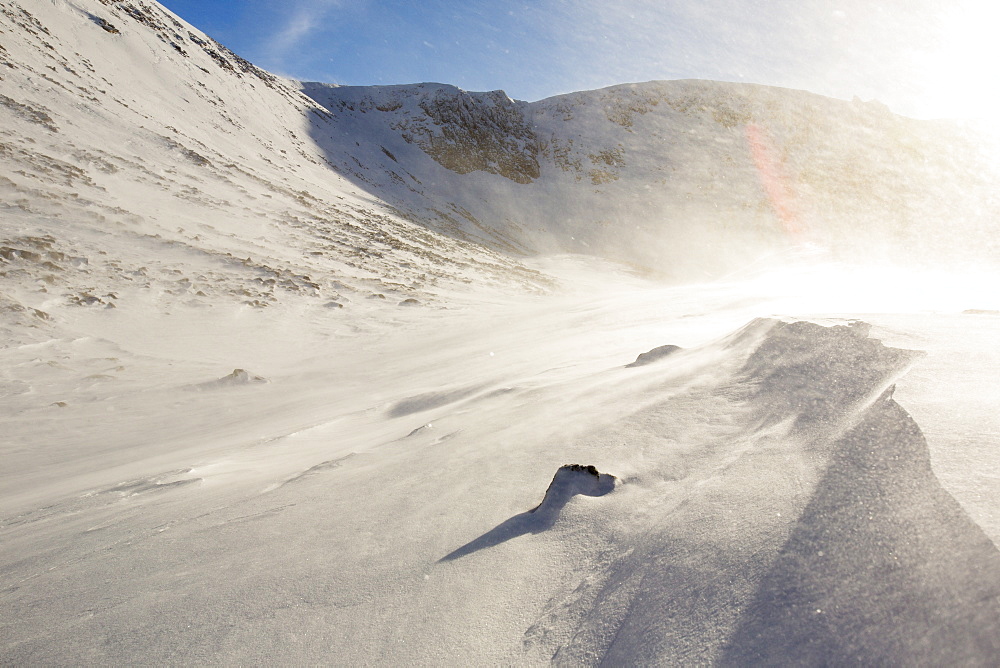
[412,88,539,183]
[627,344,682,367]
[532,464,616,514]
[440,464,617,562]
[304,84,540,184]
[225,368,266,384]
[191,368,268,391]
[91,16,119,34]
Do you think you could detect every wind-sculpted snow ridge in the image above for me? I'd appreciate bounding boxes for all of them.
[532,318,1000,664]
[739,318,919,428]
[2,308,999,664]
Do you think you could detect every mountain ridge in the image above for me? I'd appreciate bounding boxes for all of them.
[5,0,999,302]
[302,77,1000,277]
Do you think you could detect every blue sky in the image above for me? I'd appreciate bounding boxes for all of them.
[158,0,997,120]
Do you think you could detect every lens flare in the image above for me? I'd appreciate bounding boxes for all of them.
[745,122,803,240]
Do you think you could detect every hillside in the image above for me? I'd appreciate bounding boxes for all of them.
[302,79,1000,277]
[0,0,548,340]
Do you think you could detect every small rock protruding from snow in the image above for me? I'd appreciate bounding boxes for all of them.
[189,369,268,391]
[532,464,616,514]
[91,16,119,34]
[225,368,267,384]
[626,344,682,367]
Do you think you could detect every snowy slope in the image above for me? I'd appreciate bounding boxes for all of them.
[303,79,1000,279]
[0,0,548,336]
[4,275,1000,664]
[3,0,1000,665]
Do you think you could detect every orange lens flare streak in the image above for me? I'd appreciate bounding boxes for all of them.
[745,122,803,239]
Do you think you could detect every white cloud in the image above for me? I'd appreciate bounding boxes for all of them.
[264,0,343,67]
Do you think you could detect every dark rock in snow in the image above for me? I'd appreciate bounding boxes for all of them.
[626,344,682,367]
[532,464,617,513]
[90,16,119,34]
[224,368,267,384]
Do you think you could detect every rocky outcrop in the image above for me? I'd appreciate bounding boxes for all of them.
[304,83,540,184]
[410,87,539,183]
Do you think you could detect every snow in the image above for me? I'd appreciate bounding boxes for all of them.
[302,79,1000,279]
[2,0,1000,664]
[4,257,1000,664]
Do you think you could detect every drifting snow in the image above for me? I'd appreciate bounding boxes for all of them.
[4,268,1000,664]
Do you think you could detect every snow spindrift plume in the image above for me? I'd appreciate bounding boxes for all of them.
[2,0,1000,664]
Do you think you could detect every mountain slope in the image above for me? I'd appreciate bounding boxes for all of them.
[303,79,1000,278]
[0,0,548,338]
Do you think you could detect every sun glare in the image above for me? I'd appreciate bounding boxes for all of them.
[915,1,1000,119]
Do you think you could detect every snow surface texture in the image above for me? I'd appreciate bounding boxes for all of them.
[3,0,1000,664]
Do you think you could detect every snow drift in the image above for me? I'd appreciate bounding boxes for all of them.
[4,310,998,665]
[537,319,1000,664]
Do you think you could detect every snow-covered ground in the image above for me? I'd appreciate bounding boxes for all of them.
[3,0,1000,663]
[4,254,1000,664]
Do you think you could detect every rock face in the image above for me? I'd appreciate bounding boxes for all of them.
[412,87,539,184]
[303,83,540,184]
